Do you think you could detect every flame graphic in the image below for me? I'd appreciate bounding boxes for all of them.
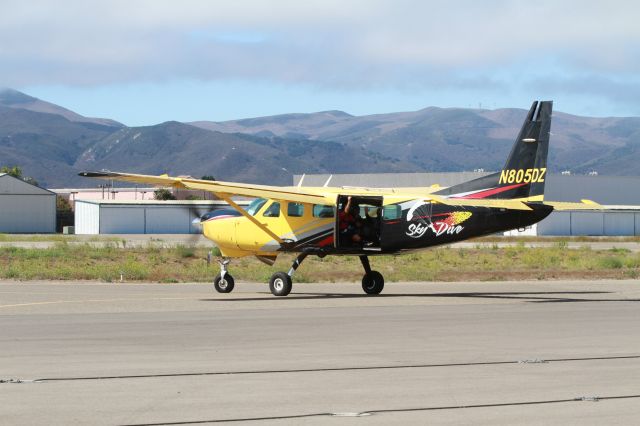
[441,211,472,226]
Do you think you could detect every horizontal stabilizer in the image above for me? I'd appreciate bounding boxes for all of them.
[543,200,603,211]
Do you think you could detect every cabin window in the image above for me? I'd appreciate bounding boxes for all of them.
[262,202,281,217]
[313,204,334,218]
[246,198,267,216]
[288,203,304,217]
[382,205,401,220]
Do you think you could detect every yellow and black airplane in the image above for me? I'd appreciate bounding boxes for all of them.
[81,101,600,296]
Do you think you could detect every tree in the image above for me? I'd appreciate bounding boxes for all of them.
[201,175,216,181]
[1,166,23,178]
[56,196,72,212]
[154,188,176,200]
[1,165,39,186]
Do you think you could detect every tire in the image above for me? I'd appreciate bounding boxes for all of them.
[269,272,292,296]
[214,273,235,293]
[362,271,384,295]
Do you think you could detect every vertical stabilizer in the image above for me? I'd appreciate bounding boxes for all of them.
[435,101,552,200]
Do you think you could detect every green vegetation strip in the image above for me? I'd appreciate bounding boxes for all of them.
[1,242,640,283]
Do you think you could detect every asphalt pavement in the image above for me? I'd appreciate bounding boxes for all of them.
[2,279,640,425]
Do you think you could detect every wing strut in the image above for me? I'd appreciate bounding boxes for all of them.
[216,194,285,244]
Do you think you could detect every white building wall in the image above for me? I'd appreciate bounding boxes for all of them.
[145,207,191,234]
[537,212,571,236]
[100,207,145,233]
[74,202,100,234]
[571,212,604,236]
[0,194,56,233]
[604,213,635,236]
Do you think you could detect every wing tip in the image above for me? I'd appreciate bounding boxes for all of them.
[78,171,117,178]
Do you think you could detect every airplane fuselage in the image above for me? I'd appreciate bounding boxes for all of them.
[202,197,553,258]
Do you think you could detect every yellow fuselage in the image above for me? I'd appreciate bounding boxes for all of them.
[203,199,333,258]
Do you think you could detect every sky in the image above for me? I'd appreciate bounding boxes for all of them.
[1,0,639,126]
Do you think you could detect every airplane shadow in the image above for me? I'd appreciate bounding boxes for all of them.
[200,291,640,304]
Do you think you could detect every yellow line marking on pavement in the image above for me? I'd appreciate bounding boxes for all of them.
[0,296,201,309]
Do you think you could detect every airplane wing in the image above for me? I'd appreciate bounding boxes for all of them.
[80,172,603,213]
[80,171,537,211]
[79,171,333,205]
[429,195,534,210]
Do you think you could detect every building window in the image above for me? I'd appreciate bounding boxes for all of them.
[262,202,280,217]
[313,204,334,218]
[288,203,304,217]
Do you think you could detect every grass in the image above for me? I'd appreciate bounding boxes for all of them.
[2,242,640,283]
[0,233,122,242]
[4,233,640,244]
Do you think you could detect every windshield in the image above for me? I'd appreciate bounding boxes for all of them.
[245,198,267,216]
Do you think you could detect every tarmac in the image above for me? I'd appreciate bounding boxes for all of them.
[2,279,640,425]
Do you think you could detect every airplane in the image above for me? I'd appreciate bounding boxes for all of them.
[80,101,601,296]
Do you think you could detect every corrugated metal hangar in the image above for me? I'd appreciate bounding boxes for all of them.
[74,200,247,235]
[295,173,640,236]
[0,173,56,233]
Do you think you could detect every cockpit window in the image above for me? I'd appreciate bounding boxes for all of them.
[245,198,267,216]
[262,202,280,217]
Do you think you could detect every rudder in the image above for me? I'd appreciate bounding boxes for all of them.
[435,101,552,200]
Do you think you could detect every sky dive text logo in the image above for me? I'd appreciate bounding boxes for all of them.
[406,201,472,239]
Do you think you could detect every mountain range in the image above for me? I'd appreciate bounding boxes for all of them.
[1,88,639,188]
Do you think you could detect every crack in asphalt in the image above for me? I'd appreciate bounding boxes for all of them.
[119,394,640,425]
[26,354,640,383]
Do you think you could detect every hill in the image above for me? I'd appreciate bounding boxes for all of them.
[0,88,123,128]
[0,90,417,187]
[74,122,418,185]
[2,89,640,188]
[192,107,640,174]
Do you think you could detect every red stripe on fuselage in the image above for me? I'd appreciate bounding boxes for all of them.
[317,235,334,247]
[455,183,527,199]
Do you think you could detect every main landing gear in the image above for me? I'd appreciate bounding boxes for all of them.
[266,254,384,297]
[268,253,307,296]
[214,254,385,296]
[360,255,384,295]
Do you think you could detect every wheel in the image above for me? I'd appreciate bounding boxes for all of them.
[269,272,292,296]
[362,271,384,295]
[214,273,235,293]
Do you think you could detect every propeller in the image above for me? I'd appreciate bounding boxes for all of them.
[187,205,213,246]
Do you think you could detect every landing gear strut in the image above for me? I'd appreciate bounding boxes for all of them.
[360,255,384,295]
[268,253,308,296]
[214,259,235,293]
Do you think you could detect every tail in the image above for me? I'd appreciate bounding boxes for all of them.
[435,101,552,201]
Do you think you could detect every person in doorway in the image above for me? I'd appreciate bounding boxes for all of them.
[339,196,362,245]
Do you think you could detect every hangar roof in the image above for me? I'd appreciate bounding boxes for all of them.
[0,173,55,196]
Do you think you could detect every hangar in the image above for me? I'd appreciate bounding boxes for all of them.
[0,173,56,233]
[294,173,640,236]
[74,199,248,234]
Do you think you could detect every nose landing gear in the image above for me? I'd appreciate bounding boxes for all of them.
[213,259,235,293]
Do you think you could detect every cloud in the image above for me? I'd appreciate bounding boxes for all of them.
[1,0,639,97]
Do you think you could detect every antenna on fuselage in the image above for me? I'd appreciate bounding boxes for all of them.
[323,175,333,187]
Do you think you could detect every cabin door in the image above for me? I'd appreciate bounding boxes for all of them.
[335,195,383,249]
